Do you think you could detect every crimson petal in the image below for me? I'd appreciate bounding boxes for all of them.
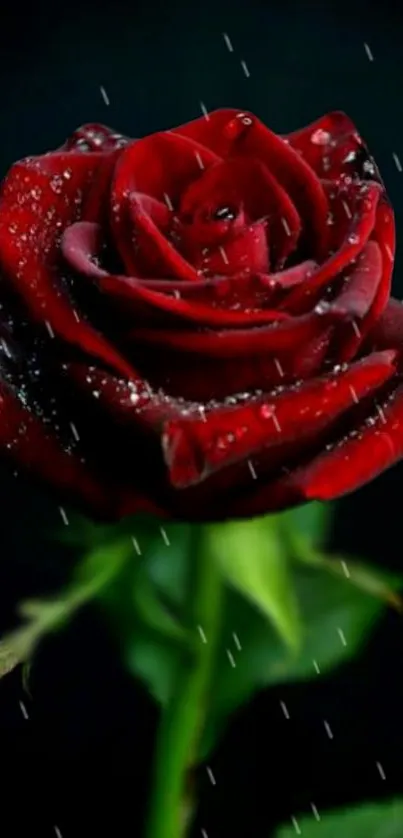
[179,155,301,268]
[285,111,382,184]
[172,108,329,258]
[368,297,403,354]
[338,198,396,361]
[126,194,198,279]
[329,240,382,319]
[111,131,221,203]
[130,308,341,357]
[163,351,396,487]
[109,132,221,279]
[60,123,130,153]
[0,379,155,519]
[295,385,403,501]
[62,223,289,328]
[281,182,382,314]
[0,154,135,379]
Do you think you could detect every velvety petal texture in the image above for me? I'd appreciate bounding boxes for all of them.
[0,107,399,521]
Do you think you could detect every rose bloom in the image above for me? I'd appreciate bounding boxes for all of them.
[0,108,401,521]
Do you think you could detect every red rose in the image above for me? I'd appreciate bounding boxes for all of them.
[0,108,401,521]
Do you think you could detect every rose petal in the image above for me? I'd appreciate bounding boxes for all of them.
[126,194,198,279]
[111,131,221,204]
[0,378,156,519]
[0,154,135,379]
[338,198,396,361]
[281,181,382,314]
[163,351,396,487]
[128,340,331,403]
[172,108,329,258]
[106,261,317,308]
[368,297,403,353]
[62,221,108,277]
[130,308,340,357]
[60,123,130,153]
[82,149,123,226]
[109,132,221,279]
[62,224,289,328]
[329,240,383,319]
[194,220,269,276]
[109,276,288,327]
[295,385,403,501]
[179,156,301,268]
[285,111,383,184]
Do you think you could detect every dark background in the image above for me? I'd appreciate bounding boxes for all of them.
[0,0,403,835]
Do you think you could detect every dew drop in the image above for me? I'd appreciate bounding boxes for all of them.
[260,404,274,419]
[311,129,331,146]
[224,112,254,141]
[212,205,238,221]
[315,300,332,315]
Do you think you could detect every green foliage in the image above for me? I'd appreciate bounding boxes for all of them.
[206,517,301,651]
[0,502,400,764]
[0,536,134,678]
[97,507,401,757]
[275,799,403,837]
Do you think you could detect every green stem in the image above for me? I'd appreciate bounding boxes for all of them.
[144,527,222,838]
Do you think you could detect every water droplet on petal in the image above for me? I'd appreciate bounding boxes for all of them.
[224,112,254,141]
[311,129,331,146]
[259,404,274,419]
[315,300,332,315]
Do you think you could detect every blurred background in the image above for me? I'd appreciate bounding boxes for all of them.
[0,0,403,835]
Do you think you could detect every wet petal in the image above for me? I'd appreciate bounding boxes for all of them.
[111,131,221,205]
[329,240,382,319]
[62,225,288,328]
[368,297,403,353]
[124,193,197,280]
[62,221,108,277]
[0,378,154,519]
[179,156,301,267]
[295,385,403,501]
[172,108,329,258]
[130,308,340,357]
[60,123,130,153]
[338,198,395,361]
[281,182,382,314]
[0,154,134,379]
[196,221,269,276]
[124,261,317,308]
[162,351,396,487]
[109,132,221,279]
[285,111,383,184]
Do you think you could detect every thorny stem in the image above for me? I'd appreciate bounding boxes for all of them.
[144,527,222,838]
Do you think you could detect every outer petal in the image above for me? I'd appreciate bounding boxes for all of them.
[285,111,383,184]
[162,351,396,487]
[337,198,395,361]
[281,181,382,314]
[328,241,382,319]
[62,222,288,329]
[293,385,403,502]
[0,153,134,379]
[59,123,130,153]
[129,308,341,357]
[368,297,403,354]
[0,378,156,519]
